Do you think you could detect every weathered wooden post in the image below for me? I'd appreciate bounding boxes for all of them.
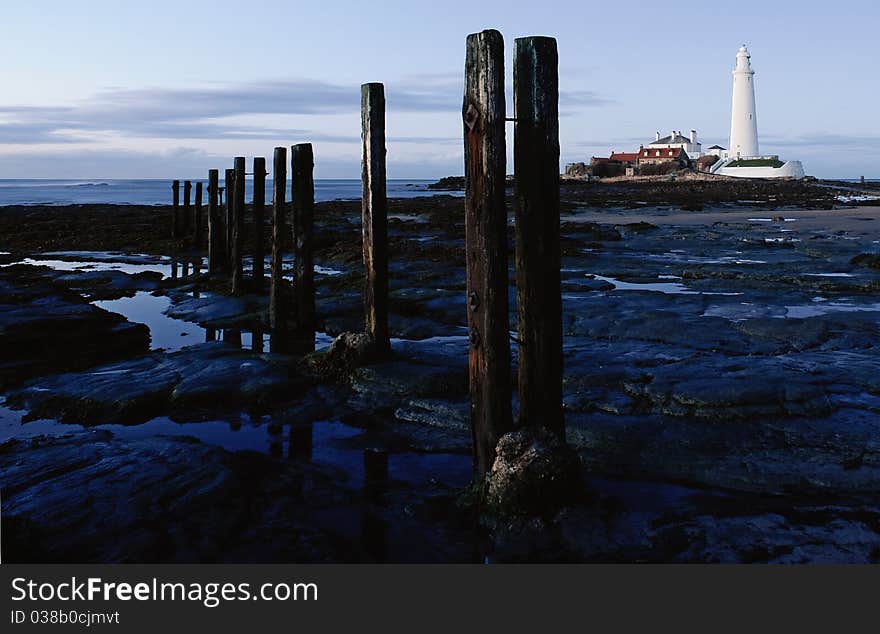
[183,180,192,235]
[514,36,564,437]
[252,326,264,353]
[207,169,221,274]
[292,143,316,338]
[171,180,180,238]
[463,29,513,477]
[194,181,203,248]
[231,157,245,295]
[224,329,242,347]
[253,157,267,286]
[224,168,235,268]
[270,146,288,332]
[361,83,390,355]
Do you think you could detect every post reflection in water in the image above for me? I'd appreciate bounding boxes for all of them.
[205,327,217,342]
[267,328,319,355]
[363,448,389,501]
[289,422,313,461]
[361,508,388,561]
[224,329,242,346]
[252,326,265,353]
[269,436,283,459]
[362,448,390,560]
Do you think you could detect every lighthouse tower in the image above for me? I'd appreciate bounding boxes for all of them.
[729,45,759,158]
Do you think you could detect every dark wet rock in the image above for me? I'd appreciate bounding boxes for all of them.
[0,269,149,389]
[651,508,880,563]
[0,431,354,562]
[623,357,834,421]
[735,317,829,351]
[850,253,880,269]
[427,175,465,190]
[561,222,623,242]
[7,343,307,424]
[307,331,379,379]
[482,429,585,519]
[565,407,880,496]
[166,291,263,327]
[614,221,658,235]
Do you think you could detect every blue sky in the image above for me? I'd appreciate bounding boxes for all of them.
[0,0,876,178]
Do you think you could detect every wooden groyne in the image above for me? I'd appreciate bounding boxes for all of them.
[166,27,565,479]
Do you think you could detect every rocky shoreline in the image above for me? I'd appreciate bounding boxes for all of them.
[2,178,880,562]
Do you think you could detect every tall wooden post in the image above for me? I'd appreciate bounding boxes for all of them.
[194,181,204,248]
[207,170,221,274]
[292,143,316,338]
[224,168,234,268]
[270,147,288,332]
[231,157,245,295]
[514,36,563,437]
[463,29,512,478]
[183,180,192,235]
[253,157,267,286]
[171,180,180,238]
[361,82,390,355]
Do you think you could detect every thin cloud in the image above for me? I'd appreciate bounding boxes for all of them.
[0,78,460,145]
[0,76,613,146]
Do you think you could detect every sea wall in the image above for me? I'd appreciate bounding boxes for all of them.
[716,160,805,179]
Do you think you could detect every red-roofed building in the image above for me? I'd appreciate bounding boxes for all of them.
[639,146,690,167]
[609,152,639,164]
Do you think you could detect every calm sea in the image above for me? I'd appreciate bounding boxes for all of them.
[0,179,460,206]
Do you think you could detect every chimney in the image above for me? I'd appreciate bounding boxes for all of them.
[656,131,660,142]
[670,130,675,141]
[690,129,697,144]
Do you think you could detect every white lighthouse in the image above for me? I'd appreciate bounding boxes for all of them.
[729,45,759,158]
[712,45,805,179]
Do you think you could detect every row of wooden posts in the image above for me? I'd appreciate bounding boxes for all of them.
[170,84,389,353]
[169,30,561,478]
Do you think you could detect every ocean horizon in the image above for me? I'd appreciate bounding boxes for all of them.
[0,178,461,207]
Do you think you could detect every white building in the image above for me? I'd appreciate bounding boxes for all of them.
[648,129,702,158]
[712,45,805,179]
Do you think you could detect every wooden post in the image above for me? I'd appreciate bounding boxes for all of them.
[270,146,288,332]
[361,83,390,355]
[463,29,513,478]
[224,168,234,268]
[231,157,245,295]
[224,329,242,347]
[253,157,267,286]
[194,181,203,248]
[171,180,180,238]
[292,143,316,338]
[514,36,563,437]
[252,326,264,353]
[207,169,221,274]
[183,180,192,235]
